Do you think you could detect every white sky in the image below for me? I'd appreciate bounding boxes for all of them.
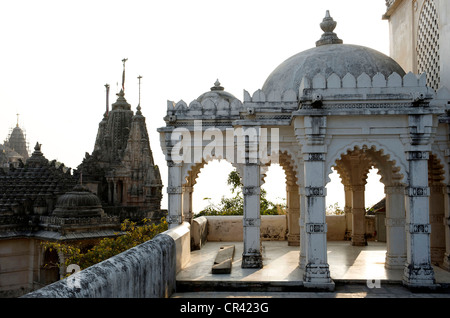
[0,0,390,211]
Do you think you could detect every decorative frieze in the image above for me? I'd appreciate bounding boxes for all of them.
[243,218,261,227]
[408,223,431,234]
[306,223,327,233]
[305,186,325,197]
[182,186,193,193]
[243,186,261,195]
[406,186,429,197]
[167,214,183,224]
[407,151,429,161]
[385,217,406,228]
[167,186,183,194]
[306,153,325,161]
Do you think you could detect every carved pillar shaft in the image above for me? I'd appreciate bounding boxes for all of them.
[385,186,407,269]
[182,185,193,224]
[351,185,367,246]
[167,162,183,229]
[403,150,435,287]
[343,185,353,241]
[444,185,450,270]
[429,184,445,264]
[299,188,307,269]
[242,162,262,268]
[287,184,300,246]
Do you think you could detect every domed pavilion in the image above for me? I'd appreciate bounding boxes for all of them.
[158,11,450,289]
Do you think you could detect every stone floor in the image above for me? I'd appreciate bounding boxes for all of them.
[172,241,450,298]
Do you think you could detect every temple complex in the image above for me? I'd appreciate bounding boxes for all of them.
[0,68,164,297]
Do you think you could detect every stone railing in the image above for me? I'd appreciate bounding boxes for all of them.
[22,222,191,298]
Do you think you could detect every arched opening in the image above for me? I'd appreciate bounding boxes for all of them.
[191,160,235,214]
[39,248,60,285]
[328,144,406,277]
[261,163,286,211]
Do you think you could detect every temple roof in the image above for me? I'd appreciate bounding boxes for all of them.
[0,143,77,215]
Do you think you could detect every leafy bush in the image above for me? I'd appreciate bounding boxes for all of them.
[41,217,168,274]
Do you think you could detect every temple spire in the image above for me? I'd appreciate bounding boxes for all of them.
[16,113,20,127]
[137,75,142,115]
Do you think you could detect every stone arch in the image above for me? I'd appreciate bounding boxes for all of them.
[326,140,407,186]
[328,142,406,247]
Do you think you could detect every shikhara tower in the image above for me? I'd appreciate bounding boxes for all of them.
[78,66,163,221]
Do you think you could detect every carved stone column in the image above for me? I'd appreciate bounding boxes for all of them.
[403,150,436,287]
[167,161,183,229]
[182,185,194,224]
[343,185,353,241]
[443,185,450,270]
[299,186,307,269]
[429,183,445,264]
[351,184,367,246]
[287,184,300,246]
[302,152,333,287]
[384,185,407,269]
[241,126,262,268]
[242,162,262,268]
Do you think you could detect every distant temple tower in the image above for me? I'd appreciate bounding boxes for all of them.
[1,115,30,167]
[77,63,163,221]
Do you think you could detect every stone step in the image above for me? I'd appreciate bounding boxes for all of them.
[212,245,235,274]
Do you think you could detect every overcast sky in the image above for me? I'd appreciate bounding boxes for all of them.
[0,0,389,211]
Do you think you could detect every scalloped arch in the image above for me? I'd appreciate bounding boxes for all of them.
[326,140,407,186]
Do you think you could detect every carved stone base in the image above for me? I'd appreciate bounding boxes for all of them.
[443,253,450,271]
[288,234,300,246]
[303,264,332,283]
[402,263,437,289]
[241,253,263,269]
[351,233,367,246]
[385,254,407,269]
[430,247,445,265]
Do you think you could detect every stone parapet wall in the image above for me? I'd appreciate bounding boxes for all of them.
[200,215,375,242]
[22,222,191,298]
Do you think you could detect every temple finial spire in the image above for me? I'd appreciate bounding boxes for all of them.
[316,10,343,47]
[211,79,224,91]
[16,113,20,127]
[105,84,110,116]
[121,58,128,92]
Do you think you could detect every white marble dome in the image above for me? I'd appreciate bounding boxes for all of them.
[262,12,406,96]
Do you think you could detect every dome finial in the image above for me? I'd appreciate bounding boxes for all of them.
[211,79,224,91]
[316,10,343,47]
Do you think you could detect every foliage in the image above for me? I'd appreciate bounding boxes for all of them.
[196,170,286,217]
[326,202,344,215]
[41,217,168,275]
